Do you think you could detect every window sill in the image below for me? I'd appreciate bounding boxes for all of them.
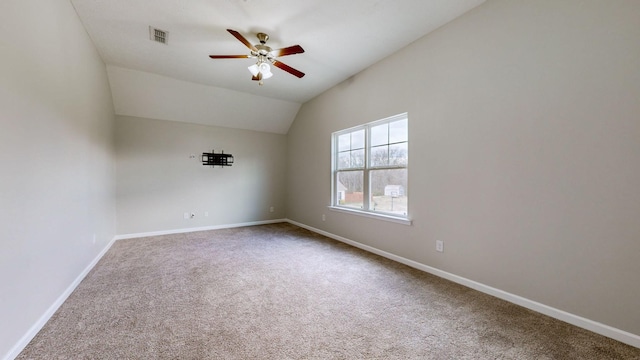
[328,206,412,226]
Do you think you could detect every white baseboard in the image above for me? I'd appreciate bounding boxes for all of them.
[286,219,640,349]
[114,219,287,240]
[3,237,118,360]
[5,219,288,360]
[7,218,637,360]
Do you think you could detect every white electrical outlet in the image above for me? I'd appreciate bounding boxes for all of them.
[204,211,209,217]
[92,234,96,244]
[269,206,274,213]
[184,212,189,219]
[322,214,326,221]
[436,240,444,252]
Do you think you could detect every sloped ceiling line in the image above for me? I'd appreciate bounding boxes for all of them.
[71,0,485,133]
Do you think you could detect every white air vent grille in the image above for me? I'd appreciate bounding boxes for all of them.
[149,26,168,44]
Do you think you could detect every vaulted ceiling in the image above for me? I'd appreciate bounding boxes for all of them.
[70,0,485,133]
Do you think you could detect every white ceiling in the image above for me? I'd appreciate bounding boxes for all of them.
[70,0,485,133]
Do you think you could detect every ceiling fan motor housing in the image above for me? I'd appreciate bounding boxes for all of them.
[255,33,272,57]
[255,44,272,56]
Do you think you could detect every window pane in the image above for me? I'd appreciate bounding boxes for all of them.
[337,171,364,209]
[370,145,388,167]
[337,151,350,169]
[389,118,408,143]
[351,130,365,150]
[338,133,351,152]
[351,149,364,168]
[389,142,408,166]
[369,169,408,216]
[370,123,388,147]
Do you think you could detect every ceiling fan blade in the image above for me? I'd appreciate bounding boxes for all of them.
[270,45,305,57]
[272,60,305,78]
[209,55,251,59]
[227,29,257,52]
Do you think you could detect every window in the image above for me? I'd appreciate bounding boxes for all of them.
[332,113,408,220]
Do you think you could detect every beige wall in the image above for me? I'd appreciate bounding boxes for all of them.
[0,0,116,357]
[116,116,287,235]
[286,0,640,336]
[2,0,639,357]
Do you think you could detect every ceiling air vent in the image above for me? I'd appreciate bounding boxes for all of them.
[149,26,169,44]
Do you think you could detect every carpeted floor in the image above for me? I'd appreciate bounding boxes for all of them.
[17,223,640,359]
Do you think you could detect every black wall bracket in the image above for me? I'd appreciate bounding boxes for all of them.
[202,150,234,167]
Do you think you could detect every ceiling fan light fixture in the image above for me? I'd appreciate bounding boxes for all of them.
[249,61,273,80]
[248,64,259,76]
[259,63,273,79]
[259,62,270,73]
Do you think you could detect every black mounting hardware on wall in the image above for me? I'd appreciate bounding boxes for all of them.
[202,150,234,167]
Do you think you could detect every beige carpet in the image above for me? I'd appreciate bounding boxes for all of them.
[17,223,640,359]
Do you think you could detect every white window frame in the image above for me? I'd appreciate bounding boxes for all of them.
[330,113,411,225]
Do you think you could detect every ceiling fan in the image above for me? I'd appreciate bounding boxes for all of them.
[209,29,305,85]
